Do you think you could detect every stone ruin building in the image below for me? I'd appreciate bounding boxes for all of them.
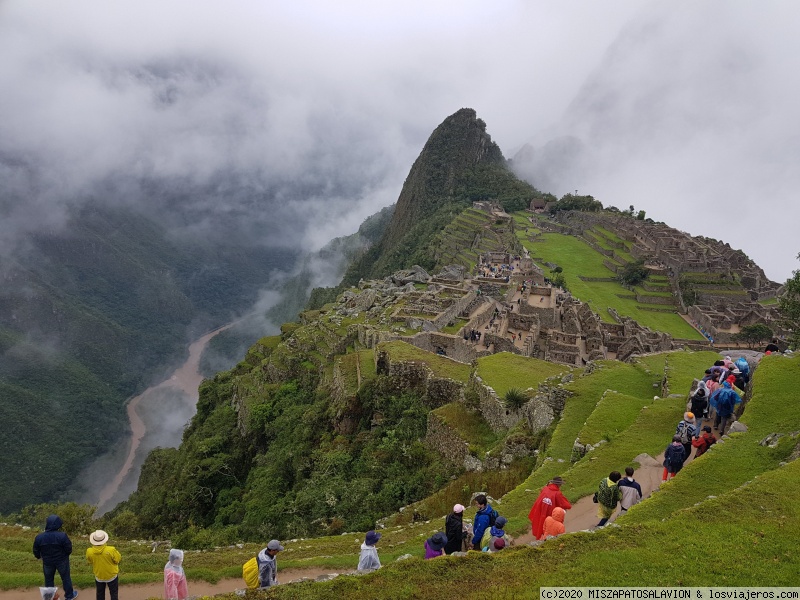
[547,211,784,342]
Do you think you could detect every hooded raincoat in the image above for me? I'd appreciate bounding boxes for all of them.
[528,483,572,539]
[541,507,566,539]
[164,549,188,600]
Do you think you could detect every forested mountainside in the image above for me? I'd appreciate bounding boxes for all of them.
[0,201,296,512]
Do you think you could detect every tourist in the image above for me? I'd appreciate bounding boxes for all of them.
[662,435,686,481]
[528,476,572,539]
[617,467,643,513]
[471,494,496,551]
[480,516,509,551]
[541,507,566,539]
[710,381,740,434]
[33,515,77,600]
[596,472,623,527]
[692,425,717,458]
[444,504,467,555]
[424,532,448,559]
[689,383,709,437]
[489,538,506,552]
[675,412,696,463]
[164,549,188,600]
[85,530,121,600]
[357,531,381,572]
[257,540,283,588]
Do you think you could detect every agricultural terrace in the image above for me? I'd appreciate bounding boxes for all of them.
[379,341,472,383]
[516,228,702,339]
[475,353,570,397]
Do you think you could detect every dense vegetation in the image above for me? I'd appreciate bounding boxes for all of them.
[0,202,296,512]
[117,360,450,544]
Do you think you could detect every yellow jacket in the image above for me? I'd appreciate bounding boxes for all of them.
[86,545,121,581]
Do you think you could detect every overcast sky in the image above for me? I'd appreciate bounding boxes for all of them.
[1,0,798,280]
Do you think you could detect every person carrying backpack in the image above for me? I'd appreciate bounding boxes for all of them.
[471,494,497,551]
[662,435,686,481]
[692,425,717,458]
[676,412,696,463]
[257,540,283,588]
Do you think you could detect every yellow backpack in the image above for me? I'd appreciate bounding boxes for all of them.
[242,556,260,588]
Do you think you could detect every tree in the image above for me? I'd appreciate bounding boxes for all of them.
[732,323,773,349]
[778,253,800,349]
[618,260,649,287]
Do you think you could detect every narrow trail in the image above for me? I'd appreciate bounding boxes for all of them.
[0,568,353,600]
[513,454,667,545]
[94,324,235,511]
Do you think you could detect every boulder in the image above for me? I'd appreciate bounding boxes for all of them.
[435,264,466,281]
[727,421,748,433]
[391,265,430,285]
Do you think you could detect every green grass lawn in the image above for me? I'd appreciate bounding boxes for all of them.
[440,318,468,335]
[475,353,570,396]
[433,402,500,453]
[379,341,472,383]
[518,232,703,339]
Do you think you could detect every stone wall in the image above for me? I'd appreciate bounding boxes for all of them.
[636,293,676,305]
[508,312,539,332]
[374,344,466,408]
[424,412,472,468]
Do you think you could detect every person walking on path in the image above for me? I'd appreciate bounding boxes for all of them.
[689,382,709,437]
[257,540,283,588]
[710,381,740,434]
[85,530,120,600]
[471,494,497,551]
[164,549,188,600]
[676,412,697,464]
[541,507,566,539]
[33,515,77,600]
[424,532,448,559]
[596,472,623,527]
[662,435,687,481]
[692,425,717,458]
[444,504,467,555]
[617,467,643,514]
[528,476,572,539]
[357,531,381,572]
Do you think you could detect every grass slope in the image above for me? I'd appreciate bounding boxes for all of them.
[475,353,571,397]
[515,227,702,340]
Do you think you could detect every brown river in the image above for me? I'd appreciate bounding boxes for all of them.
[74,325,233,513]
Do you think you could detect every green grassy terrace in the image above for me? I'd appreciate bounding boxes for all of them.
[378,341,472,382]
[514,224,703,340]
[475,353,571,397]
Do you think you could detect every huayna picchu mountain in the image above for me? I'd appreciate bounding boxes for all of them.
[341,108,538,285]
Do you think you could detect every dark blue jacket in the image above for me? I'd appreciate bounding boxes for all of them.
[32,515,72,566]
[472,504,494,545]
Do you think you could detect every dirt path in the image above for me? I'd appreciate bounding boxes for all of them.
[94,324,234,512]
[513,453,672,544]
[0,569,352,600]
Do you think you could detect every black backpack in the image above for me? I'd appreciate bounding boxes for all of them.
[488,508,499,527]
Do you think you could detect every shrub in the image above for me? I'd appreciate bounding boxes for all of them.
[504,388,528,410]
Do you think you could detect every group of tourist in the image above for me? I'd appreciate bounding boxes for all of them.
[357,494,513,576]
[663,355,749,480]
[33,516,188,600]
